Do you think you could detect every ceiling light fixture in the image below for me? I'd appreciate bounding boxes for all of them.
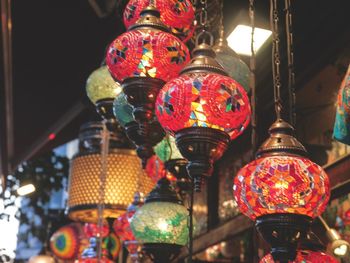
[227,24,271,56]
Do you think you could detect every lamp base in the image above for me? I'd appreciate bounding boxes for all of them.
[142,243,182,263]
[95,98,118,131]
[175,127,229,192]
[255,213,312,262]
[122,76,165,124]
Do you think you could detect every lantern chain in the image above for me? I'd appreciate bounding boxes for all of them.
[270,0,283,120]
[97,120,110,261]
[249,0,258,155]
[195,0,213,46]
[285,0,296,126]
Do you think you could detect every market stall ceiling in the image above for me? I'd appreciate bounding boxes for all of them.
[0,0,349,171]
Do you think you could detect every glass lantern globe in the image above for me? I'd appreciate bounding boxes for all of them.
[123,0,195,42]
[86,66,122,105]
[233,155,330,220]
[154,136,183,163]
[106,7,190,83]
[260,250,338,263]
[113,92,134,128]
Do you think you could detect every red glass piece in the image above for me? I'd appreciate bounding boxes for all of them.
[233,156,330,220]
[156,72,251,139]
[113,211,136,242]
[260,250,338,262]
[106,29,190,82]
[123,0,195,42]
[145,155,167,183]
[83,223,109,238]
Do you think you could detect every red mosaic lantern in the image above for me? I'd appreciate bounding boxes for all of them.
[260,250,338,263]
[156,43,251,191]
[233,119,330,262]
[123,0,195,42]
[107,5,190,166]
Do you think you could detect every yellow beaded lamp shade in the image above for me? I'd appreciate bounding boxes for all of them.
[67,122,155,223]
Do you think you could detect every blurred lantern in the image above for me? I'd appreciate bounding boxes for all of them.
[333,64,350,145]
[130,178,189,262]
[233,119,330,261]
[145,155,167,183]
[86,66,122,129]
[106,5,190,165]
[113,92,165,167]
[213,26,250,93]
[49,223,83,261]
[123,0,195,42]
[67,122,154,223]
[156,43,251,191]
[154,136,190,193]
[114,192,144,262]
[260,250,338,263]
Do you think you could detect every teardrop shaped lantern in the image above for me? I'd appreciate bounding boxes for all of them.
[107,5,189,165]
[123,0,195,42]
[233,119,330,261]
[156,43,251,191]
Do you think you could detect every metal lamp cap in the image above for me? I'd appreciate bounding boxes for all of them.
[129,5,169,32]
[145,177,182,204]
[256,119,307,157]
[212,26,238,58]
[180,43,228,76]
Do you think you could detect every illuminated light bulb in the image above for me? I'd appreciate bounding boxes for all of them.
[17,183,36,196]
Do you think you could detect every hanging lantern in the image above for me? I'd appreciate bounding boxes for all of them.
[113,92,165,166]
[86,66,122,128]
[154,136,190,193]
[123,0,195,42]
[145,155,167,182]
[260,250,338,263]
[156,43,251,191]
[106,5,190,159]
[49,223,83,261]
[130,178,189,262]
[213,26,250,93]
[233,119,330,261]
[67,122,154,223]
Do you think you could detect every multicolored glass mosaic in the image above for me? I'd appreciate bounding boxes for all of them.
[123,0,195,42]
[233,156,330,220]
[260,250,338,263]
[106,29,190,82]
[86,66,122,105]
[145,155,167,183]
[333,64,350,145]
[113,92,134,127]
[130,202,189,245]
[154,136,183,162]
[156,72,251,139]
[50,223,82,260]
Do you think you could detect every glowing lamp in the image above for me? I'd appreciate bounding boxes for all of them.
[326,228,350,258]
[16,183,36,196]
[130,178,189,262]
[260,250,338,263]
[113,92,165,167]
[233,119,330,261]
[67,122,154,223]
[156,43,251,191]
[213,27,251,93]
[227,25,272,56]
[86,66,122,128]
[123,0,195,42]
[28,255,55,263]
[107,6,190,155]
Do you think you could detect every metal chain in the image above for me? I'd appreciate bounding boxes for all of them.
[97,121,110,261]
[270,0,283,120]
[195,0,213,46]
[285,0,296,126]
[249,0,258,155]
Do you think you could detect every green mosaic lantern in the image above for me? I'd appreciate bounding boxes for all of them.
[130,178,188,262]
[154,136,182,162]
